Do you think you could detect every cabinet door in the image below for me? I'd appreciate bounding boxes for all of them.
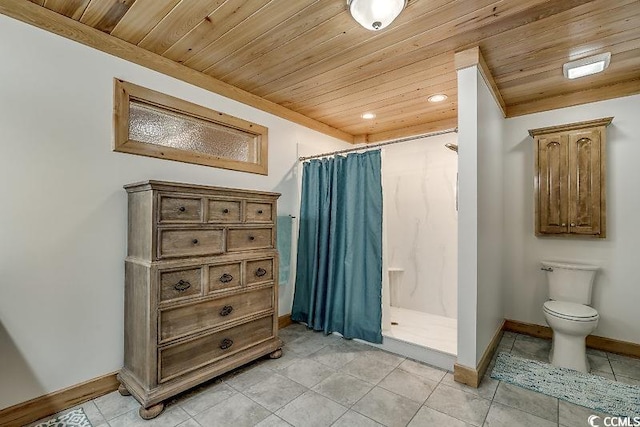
[568,129,602,235]
[537,134,569,234]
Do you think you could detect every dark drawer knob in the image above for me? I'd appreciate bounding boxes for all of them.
[219,273,233,283]
[178,206,186,212]
[174,280,191,292]
[255,267,267,277]
[249,236,255,241]
[192,239,199,244]
[257,209,263,214]
[220,338,233,350]
[219,305,233,316]
[223,208,229,214]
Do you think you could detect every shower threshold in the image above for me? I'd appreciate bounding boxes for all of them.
[371,307,457,370]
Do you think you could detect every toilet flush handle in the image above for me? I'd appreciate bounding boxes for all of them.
[541,267,553,272]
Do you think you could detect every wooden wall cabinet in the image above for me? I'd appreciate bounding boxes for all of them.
[118,180,282,419]
[530,117,612,238]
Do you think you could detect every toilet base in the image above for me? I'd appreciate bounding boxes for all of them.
[549,331,590,373]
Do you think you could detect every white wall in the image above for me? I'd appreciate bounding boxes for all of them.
[456,67,479,367]
[457,67,505,367]
[0,15,350,409]
[475,72,505,363]
[503,94,640,345]
[382,133,458,318]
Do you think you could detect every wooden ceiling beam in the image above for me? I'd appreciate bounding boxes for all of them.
[0,0,354,143]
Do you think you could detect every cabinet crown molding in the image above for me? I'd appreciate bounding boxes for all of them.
[529,117,613,137]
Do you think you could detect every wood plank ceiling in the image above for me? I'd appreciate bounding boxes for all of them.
[16,0,640,142]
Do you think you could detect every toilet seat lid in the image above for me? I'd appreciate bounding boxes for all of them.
[543,300,599,320]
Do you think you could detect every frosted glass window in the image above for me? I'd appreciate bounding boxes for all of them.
[113,79,268,175]
[129,101,258,163]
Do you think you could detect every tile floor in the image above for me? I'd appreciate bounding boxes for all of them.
[31,325,640,427]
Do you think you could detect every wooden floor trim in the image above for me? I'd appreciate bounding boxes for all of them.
[453,362,479,388]
[454,320,505,388]
[278,314,293,329]
[477,320,506,380]
[0,372,119,427]
[504,319,640,359]
[1,316,295,426]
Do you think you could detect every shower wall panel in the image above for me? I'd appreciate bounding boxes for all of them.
[383,134,458,318]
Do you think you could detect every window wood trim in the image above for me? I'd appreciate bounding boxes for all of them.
[113,79,268,175]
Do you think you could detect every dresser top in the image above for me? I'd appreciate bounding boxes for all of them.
[124,180,280,199]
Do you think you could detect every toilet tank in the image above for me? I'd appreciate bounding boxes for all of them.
[541,261,599,304]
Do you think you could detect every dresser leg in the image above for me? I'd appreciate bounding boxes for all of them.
[117,384,131,396]
[269,348,283,359]
[139,402,164,420]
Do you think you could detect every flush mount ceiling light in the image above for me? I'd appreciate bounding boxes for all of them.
[347,0,406,31]
[563,52,611,79]
[361,112,376,119]
[427,94,448,103]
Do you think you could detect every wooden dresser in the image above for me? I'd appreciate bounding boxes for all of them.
[118,180,282,419]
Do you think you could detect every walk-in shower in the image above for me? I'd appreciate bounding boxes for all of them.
[381,133,458,367]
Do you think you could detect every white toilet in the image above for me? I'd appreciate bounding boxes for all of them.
[541,260,599,373]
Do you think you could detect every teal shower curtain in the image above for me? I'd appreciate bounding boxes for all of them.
[291,150,383,343]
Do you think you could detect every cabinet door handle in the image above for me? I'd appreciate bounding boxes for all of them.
[223,208,229,214]
[173,280,191,292]
[178,206,186,212]
[248,236,255,241]
[220,338,233,350]
[561,223,566,227]
[257,209,263,214]
[219,273,233,283]
[570,223,576,227]
[192,239,199,244]
[219,305,233,316]
[255,267,267,277]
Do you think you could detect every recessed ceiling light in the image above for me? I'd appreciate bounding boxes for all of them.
[361,112,376,119]
[428,94,448,103]
[563,52,611,79]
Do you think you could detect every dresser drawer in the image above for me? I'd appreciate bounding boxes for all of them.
[159,267,202,303]
[159,286,273,342]
[245,202,273,223]
[208,262,242,293]
[246,258,274,285]
[207,199,241,223]
[159,315,273,382]
[159,196,202,223]
[158,228,224,258]
[227,228,273,252]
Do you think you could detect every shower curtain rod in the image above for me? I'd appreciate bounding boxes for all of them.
[298,127,458,161]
